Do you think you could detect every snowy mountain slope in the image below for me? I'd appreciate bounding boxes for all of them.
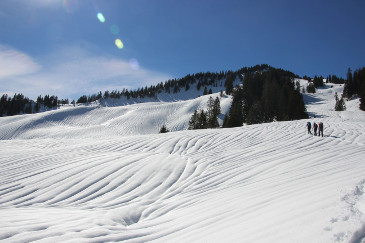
[0,92,232,139]
[0,83,365,242]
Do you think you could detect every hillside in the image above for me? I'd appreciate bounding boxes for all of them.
[0,83,365,242]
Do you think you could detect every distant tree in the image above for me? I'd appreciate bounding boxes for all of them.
[360,82,365,111]
[246,101,264,125]
[203,87,208,95]
[97,91,102,100]
[197,80,202,91]
[306,83,316,93]
[214,97,221,116]
[185,83,190,91]
[343,68,354,98]
[225,74,234,95]
[303,75,312,82]
[206,96,220,128]
[222,114,229,127]
[343,67,365,104]
[125,90,131,99]
[188,110,199,130]
[0,93,32,116]
[103,90,110,99]
[334,92,346,111]
[25,101,32,114]
[313,75,324,88]
[329,75,345,84]
[173,84,180,93]
[77,95,88,104]
[223,88,244,128]
[261,80,279,122]
[159,124,169,133]
[198,110,208,129]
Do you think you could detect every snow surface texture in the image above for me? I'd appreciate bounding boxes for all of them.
[0,82,365,242]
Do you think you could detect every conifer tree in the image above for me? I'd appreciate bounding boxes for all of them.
[203,87,208,95]
[246,101,264,125]
[222,114,229,127]
[197,81,202,91]
[206,96,221,128]
[335,92,346,111]
[360,82,365,111]
[185,83,190,91]
[313,75,324,88]
[198,110,208,129]
[343,68,354,98]
[224,92,244,128]
[225,74,234,95]
[188,110,199,130]
[25,101,32,114]
[214,97,221,117]
[159,124,169,133]
[262,80,279,122]
[206,96,215,128]
[306,83,316,93]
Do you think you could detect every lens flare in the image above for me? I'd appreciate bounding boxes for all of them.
[110,25,120,35]
[115,39,124,49]
[97,13,105,23]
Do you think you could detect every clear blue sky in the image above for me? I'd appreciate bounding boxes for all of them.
[1,0,364,100]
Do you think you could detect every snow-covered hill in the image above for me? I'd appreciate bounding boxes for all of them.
[0,83,365,242]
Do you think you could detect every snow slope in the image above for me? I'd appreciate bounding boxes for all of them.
[0,86,232,140]
[0,83,365,242]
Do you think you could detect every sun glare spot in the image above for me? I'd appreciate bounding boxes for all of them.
[115,39,124,49]
[97,13,105,23]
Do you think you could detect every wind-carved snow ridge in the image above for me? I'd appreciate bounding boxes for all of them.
[0,82,365,242]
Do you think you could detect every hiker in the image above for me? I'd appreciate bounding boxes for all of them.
[313,122,318,136]
[318,122,324,137]
[306,122,312,134]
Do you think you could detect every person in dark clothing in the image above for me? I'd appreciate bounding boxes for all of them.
[318,122,324,137]
[306,122,312,134]
[313,122,318,136]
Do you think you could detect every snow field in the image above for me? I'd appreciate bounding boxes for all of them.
[0,82,365,242]
[0,92,231,140]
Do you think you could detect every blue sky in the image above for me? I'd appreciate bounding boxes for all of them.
[0,0,364,100]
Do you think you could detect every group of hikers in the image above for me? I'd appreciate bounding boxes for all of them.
[306,121,324,137]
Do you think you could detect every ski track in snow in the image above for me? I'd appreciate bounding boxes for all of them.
[0,83,365,242]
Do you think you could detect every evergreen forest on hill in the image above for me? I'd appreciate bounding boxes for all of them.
[1,65,365,126]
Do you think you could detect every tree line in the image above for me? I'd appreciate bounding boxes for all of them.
[342,67,365,111]
[76,71,232,104]
[2,65,364,117]
[75,64,280,104]
[0,94,68,117]
[223,67,308,127]
[305,75,325,93]
[0,94,32,116]
[188,96,221,130]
